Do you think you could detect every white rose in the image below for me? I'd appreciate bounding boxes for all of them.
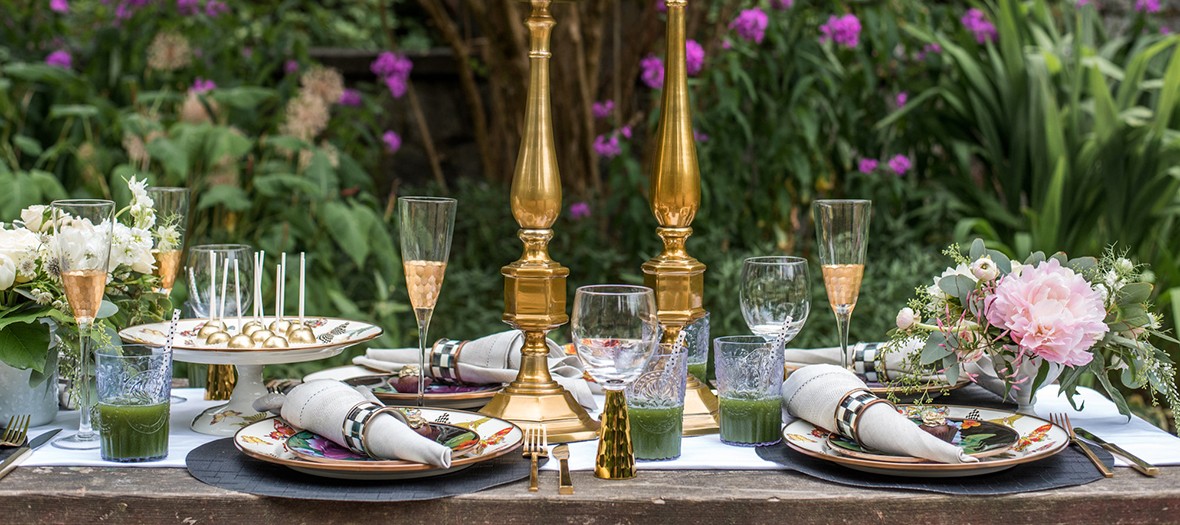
[0,254,15,290]
[970,256,999,282]
[0,227,42,283]
[1009,260,1024,278]
[20,206,47,233]
[1115,258,1135,274]
[896,307,917,330]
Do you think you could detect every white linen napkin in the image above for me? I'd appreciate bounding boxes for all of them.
[353,330,597,410]
[781,364,976,464]
[785,338,954,384]
[280,379,452,468]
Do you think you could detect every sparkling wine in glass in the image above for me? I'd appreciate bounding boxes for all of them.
[813,199,871,370]
[148,187,190,296]
[398,197,457,407]
[740,256,810,355]
[51,199,115,450]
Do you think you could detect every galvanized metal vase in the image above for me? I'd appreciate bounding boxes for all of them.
[0,320,60,426]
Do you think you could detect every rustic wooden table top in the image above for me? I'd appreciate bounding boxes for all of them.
[4,465,1178,524]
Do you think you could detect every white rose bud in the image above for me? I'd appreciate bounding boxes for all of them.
[0,254,15,291]
[970,256,999,282]
[896,307,917,330]
[1009,260,1023,277]
[20,205,47,233]
[1115,258,1135,274]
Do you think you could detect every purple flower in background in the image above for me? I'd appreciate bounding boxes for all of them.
[620,126,633,139]
[382,131,402,154]
[916,42,943,60]
[1163,26,1173,34]
[888,154,912,175]
[858,158,879,174]
[371,52,399,77]
[694,129,710,143]
[372,52,413,99]
[592,100,614,119]
[176,0,198,14]
[730,8,769,44]
[569,201,591,220]
[385,75,408,99]
[284,60,299,75]
[46,50,71,69]
[1136,0,1161,12]
[641,55,664,89]
[593,134,621,158]
[656,0,666,13]
[771,0,794,9]
[820,14,862,48]
[190,77,216,93]
[205,0,228,17]
[686,39,706,76]
[50,0,69,13]
[895,92,908,107]
[962,9,997,43]
[241,47,253,59]
[338,88,362,107]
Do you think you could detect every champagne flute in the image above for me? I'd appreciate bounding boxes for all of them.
[571,285,660,480]
[148,187,190,297]
[398,196,457,407]
[813,200,871,370]
[50,199,115,450]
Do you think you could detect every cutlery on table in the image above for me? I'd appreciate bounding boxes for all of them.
[0,415,30,447]
[553,444,573,495]
[1050,413,1112,478]
[0,429,62,482]
[1074,426,1160,477]
[523,425,549,492]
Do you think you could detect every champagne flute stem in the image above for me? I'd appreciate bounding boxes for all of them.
[835,311,852,370]
[415,309,433,407]
[76,319,94,438]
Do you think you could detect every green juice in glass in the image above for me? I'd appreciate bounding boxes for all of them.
[719,396,782,446]
[628,405,684,460]
[687,362,708,385]
[97,401,170,462]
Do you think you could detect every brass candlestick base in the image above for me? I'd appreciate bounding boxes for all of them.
[205,364,235,401]
[682,375,720,435]
[594,389,635,480]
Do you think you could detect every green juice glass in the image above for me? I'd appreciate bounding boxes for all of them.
[715,335,783,447]
[95,345,173,462]
[683,312,710,385]
[626,344,688,461]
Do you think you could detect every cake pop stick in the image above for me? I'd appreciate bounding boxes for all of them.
[234,259,243,330]
[287,253,316,344]
[205,258,232,345]
[219,258,230,323]
[198,253,224,337]
[299,252,305,323]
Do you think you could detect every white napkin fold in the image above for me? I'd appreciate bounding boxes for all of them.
[353,330,597,410]
[781,364,976,464]
[785,339,953,384]
[281,379,452,468]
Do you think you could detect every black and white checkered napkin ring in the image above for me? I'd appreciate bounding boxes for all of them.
[834,389,894,445]
[429,338,466,383]
[342,401,409,457]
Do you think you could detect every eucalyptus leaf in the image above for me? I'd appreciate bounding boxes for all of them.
[1116,282,1152,306]
[987,249,1012,274]
[938,274,977,299]
[969,238,986,260]
[920,333,951,365]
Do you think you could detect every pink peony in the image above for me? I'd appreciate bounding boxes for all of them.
[985,259,1109,367]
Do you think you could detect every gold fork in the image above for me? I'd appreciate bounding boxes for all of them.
[1050,413,1112,478]
[0,415,30,447]
[523,426,540,492]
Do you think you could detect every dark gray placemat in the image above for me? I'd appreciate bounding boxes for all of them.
[757,434,1115,495]
[186,438,532,501]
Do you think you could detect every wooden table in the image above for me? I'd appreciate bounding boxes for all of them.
[4,466,1178,524]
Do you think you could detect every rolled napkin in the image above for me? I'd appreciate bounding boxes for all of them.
[781,364,977,464]
[280,379,452,468]
[353,330,597,410]
[785,338,956,384]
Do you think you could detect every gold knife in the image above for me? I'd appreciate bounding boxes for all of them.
[552,444,573,495]
[1075,427,1160,477]
[0,429,61,482]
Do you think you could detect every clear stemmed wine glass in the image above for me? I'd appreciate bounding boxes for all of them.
[50,199,115,450]
[398,196,457,407]
[148,187,190,297]
[813,200,871,370]
[740,256,811,348]
[571,285,660,480]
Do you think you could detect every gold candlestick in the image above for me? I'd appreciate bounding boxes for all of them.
[642,0,719,435]
[478,0,599,443]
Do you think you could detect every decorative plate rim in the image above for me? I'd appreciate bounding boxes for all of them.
[286,422,481,465]
[117,316,383,353]
[823,417,1020,463]
[783,404,1068,472]
[345,375,503,402]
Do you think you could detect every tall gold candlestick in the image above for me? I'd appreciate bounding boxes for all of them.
[479,0,600,443]
[642,0,720,435]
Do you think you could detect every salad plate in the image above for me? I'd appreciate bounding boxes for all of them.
[343,375,502,409]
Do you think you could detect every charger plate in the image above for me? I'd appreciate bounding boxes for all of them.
[233,408,523,481]
[783,405,1068,478]
[343,375,502,409]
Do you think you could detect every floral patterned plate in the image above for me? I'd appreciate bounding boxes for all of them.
[783,405,1068,478]
[825,410,1020,463]
[287,420,480,464]
[344,375,502,410]
[233,408,523,481]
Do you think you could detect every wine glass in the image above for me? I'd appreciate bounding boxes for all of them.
[813,200,871,370]
[398,196,457,407]
[571,285,660,480]
[148,187,190,297]
[740,256,811,346]
[50,199,115,450]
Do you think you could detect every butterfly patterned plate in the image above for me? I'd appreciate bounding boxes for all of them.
[287,420,481,464]
[783,405,1068,478]
[825,415,1019,463]
[233,408,523,481]
[119,317,382,364]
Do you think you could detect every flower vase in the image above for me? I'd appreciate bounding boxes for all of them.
[965,355,1065,414]
[0,321,60,426]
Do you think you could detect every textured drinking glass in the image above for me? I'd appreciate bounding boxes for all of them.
[147,187,190,296]
[740,256,810,343]
[398,196,457,407]
[682,312,710,385]
[51,199,115,450]
[185,244,254,319]
[714,335,784,447]
[626,344,688,461]
[572,285,660,479]
[813,200,870,370]
[95,345,172,462]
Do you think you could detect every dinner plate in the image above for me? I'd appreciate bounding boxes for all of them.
[233,408,523,480]
[824,416,1019,463]
[287,420,480,464]
[783,405,1068,478]
[119,317,382,354]
[344,375,502,410]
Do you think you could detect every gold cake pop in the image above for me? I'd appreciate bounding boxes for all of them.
[226,258,253,349]
[228,334,254,348]
[250,329,274,344]
[197,320,225,338]
[287,326,316,344]
[263,335,290,348]
[204,257,233,345]
[205,331,231,345]
[268,255,292,334]
[285,253,316,345]
[241,322,263,336]
[242,250,266,336]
